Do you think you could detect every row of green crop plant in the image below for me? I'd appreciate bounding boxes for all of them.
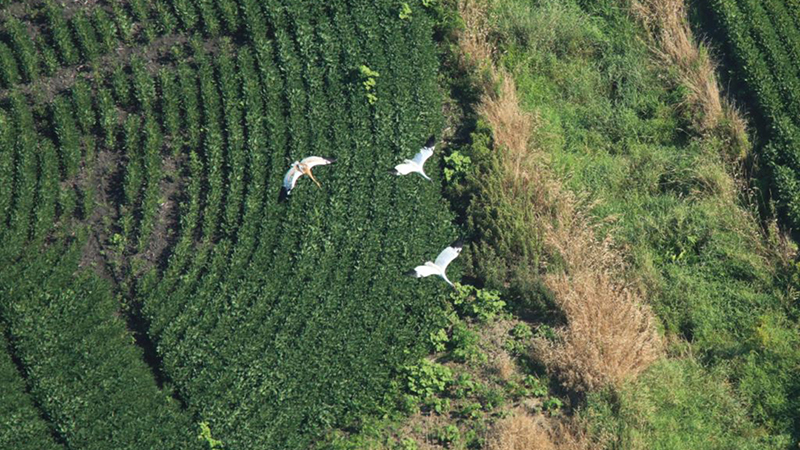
[0,0,237,90]
[0,0,326,91]
[0,327,63,450]
[709,0,800,232]
[135,1,454,448]
[0,93,70,263]
[141,41,237,326]
[0,232,203,450]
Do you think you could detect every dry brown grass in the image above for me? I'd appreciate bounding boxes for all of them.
[536,268,662,391]
[486,409,590,450]
[486,412,556,450]
[458,0,662,393]
[630,0,748,159]
[457,0,495,71]
[535,197,661,391]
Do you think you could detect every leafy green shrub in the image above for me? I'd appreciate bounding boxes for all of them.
[359,64,380,104]
[429,328,449,352]
[451,284,505,321]
[403,359,454,414]
[399,3,413,20]
[452,372,483,399]
[449,322,486,364]
[504,322,533,355]
[197,422,224,449]
[443,150,472,184]
[432,424,460,447]
[405,359,454,398]
[542,397,562,415]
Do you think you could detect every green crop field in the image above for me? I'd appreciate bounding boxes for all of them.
[708,0,800,233]
[0,0,456,448]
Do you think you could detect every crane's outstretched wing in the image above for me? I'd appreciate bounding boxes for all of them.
[411,135,435,166]
[279,166,303,202]
[434,237,464,270]
[405,265,440,278]
[300,156,336,168]
[389,162,418,176]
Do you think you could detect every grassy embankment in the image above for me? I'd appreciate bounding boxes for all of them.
[471,0,800,446]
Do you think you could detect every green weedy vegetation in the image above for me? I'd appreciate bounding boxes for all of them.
[585,359,771,449]
[447,0,800,445]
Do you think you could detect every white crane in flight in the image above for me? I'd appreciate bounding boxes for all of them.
[389,135,436,181]
[279,156,336,202]
[405,238,463,288]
